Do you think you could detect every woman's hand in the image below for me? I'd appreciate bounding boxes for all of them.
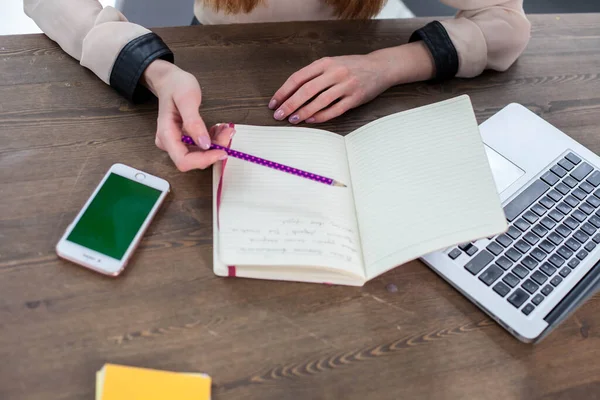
[269,42,435,124]
[143,60,230,171]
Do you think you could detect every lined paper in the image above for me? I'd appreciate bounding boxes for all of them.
[218,125,365,277]
[345,96,507,279]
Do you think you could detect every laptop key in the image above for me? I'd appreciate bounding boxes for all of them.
[565,153,581,165]
[514,218,530,232]
[563,176,578,188]
[574,230,589,243]
[586,170,600,186]
[557,203,573,215]
[587,196,600,208]
[559,158,575,171]
[515,241,531,254]
[523,211,539,224]
[549,254,566,267]
[564,195,580,208]
[594,233,600,243]
[581,222,596,236]
[486,242,503,256]
[466,246,479,256]
[541,285,554,296]
[521,255,538,270]
[448,248,462,260]
[540,217,556,230]
[493,282,511,297]
[580,203,595,215]
[559,267,572,278]
[556,224,572,238]
[524,232,540,245]
[496,256,513,270]
[540,196,556,209]
[548,190,563,202]
[522,304,535,316]
[572,210,587,223]
[507,288,530,308]
[532,203,547,216]
[532,224,548,238]
[555,183,570,195]
[522,279,539,294]
[503,272,521,287]
[503,179,550,222]
[550,276,563,287]
[557,246,574,260]
[568,258,580,269]
[585,241,596,252]
[540,263,557,277]
[572,189,587,201]
[551,165,567,178]
[479,265,503,286]
[565,238,581,251]
[580,182,595,194]
[530,248,547,262]
[512,265,529,279]
[496,234,513,248]
[589,216,600,229]
[564,217,580,230]
[571,162,593,181]
[506,226,522,240]
[531,271,548,285]
[539,240,555,254]
[549,210,565,222]
[541,171,560,186]
[464,250,494,275]
[576,250,589,260]
[548,232,564,245]
[532,294,545,305]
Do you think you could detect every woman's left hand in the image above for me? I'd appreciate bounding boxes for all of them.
[268,54,393,124]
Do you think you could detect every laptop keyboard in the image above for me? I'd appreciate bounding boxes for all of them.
[449,152,600,316]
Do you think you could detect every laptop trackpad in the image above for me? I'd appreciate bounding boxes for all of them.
[484,145,525,194]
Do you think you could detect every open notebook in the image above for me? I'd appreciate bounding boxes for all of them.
[212,95,508,286]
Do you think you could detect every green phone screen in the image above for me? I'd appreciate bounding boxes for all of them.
[67,173,162,260]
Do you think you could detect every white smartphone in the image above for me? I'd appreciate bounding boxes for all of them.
[56,163,170,276]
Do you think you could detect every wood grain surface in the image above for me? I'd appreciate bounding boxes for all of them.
[1,14,600,400]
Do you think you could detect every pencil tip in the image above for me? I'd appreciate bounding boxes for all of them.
[332,181,347,187]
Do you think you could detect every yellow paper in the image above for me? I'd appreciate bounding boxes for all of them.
[96,364,211,400]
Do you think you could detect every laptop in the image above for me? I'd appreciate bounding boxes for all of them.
[421,103,600,343]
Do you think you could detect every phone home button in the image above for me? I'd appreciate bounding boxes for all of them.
[135,173,146,180]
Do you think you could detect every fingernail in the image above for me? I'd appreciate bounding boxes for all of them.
[228,122,235,128]
[289,115,300,124]
[268,99,277,110]
[230,129,236,138]
[274,109,285,120]
[198,136,211,150]
[219,153,228,161]
[306,117,316,123]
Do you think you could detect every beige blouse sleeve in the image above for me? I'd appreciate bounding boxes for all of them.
[24,0,174,102]
[440,0,531,78]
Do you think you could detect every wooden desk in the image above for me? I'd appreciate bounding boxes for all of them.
[1,14,600,400]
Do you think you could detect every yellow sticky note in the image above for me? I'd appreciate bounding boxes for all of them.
[96,364,211,400]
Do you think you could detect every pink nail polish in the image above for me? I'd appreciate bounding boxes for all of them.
[289,115,300,124]
[219,153,228,161]
[306,117,316,123]
[228,122,235,128]
[198,136,211,150]
[268,99,277,110]
[230,129,236,138]
[274,109,285,120]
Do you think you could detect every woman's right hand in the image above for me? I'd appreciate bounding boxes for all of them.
[142,60,230,171]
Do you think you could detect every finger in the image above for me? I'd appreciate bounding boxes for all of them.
[158,102,226,171]
[306,96,357,124]
[155,135,165,151]
[211,123,235,147]
[273,73,336,122]
[287,84,346,124]
[173,88,211,150]
[269,58,329,111]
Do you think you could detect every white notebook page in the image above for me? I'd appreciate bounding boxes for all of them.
[345,96,507,279]
[217,125,365,278]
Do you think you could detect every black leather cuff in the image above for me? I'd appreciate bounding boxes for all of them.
[109,32,174,103]
[409,21,459,82]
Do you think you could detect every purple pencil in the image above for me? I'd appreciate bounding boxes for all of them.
[181,134,346,187]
